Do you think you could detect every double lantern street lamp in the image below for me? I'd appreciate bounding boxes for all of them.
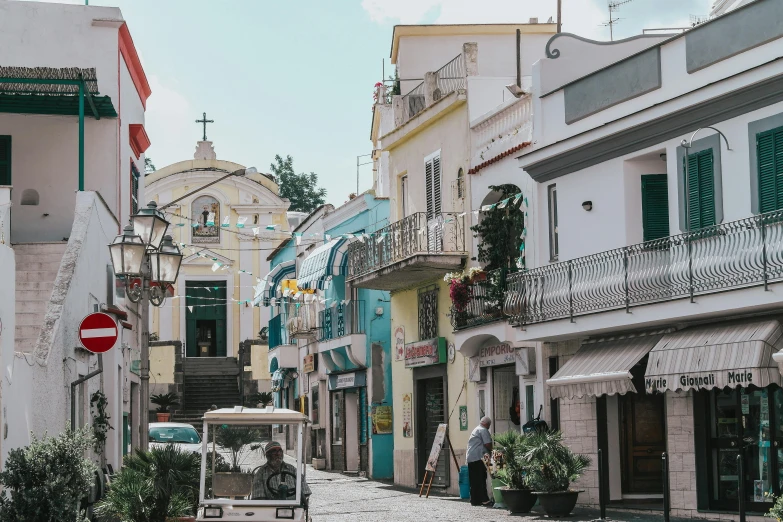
[108,166,257,450]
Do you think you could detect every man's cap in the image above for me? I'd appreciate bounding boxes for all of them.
[265,441,283,455]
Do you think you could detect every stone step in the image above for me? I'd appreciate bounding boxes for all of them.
[12,242,68,254]
[15,281,56,291]
[15,312,45,326]
[16,289,54,301]
[15,324,41,340]
[18,261,62,272]
[15,300,50,313]
[15,270,59,283]
[14,253,65,266]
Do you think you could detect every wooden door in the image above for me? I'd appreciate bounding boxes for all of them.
[416,377,448,487]
[621,391,666,493]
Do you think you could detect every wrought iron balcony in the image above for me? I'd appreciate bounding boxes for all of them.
[451,269,509,331]
[504,210,783,326]
[318,301,365,342]
[346,212,468,291]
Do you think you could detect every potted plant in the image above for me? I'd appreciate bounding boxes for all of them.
[493,430,537,514]
[151,392,180,422]
[247,391,274,408]
[524,430,591,517]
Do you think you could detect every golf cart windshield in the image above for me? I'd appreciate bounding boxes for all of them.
[150,426,200,444]
[200,420,306,506]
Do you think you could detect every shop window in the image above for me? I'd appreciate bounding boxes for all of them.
[312,383,320,426]
[417,285,438,341]
[698,387,783,512]
[525,385,535,422]
[332,391,343,444]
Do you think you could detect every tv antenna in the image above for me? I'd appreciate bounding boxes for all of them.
[603,0,635,41]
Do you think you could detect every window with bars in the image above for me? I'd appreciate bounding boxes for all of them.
[0,136,10,186]
[641,174,670,241]
[131,163,140,214]
[757,126,783,213]
[684,149,716,230]
[417,285,438,340]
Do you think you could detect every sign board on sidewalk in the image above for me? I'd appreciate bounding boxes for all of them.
[425,423,448,472]
[78,312,118,354]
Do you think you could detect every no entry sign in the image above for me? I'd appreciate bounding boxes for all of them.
[79,312,118,353]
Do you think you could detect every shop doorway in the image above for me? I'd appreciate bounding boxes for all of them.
[492,365,518,434]
[416,376,448,487]
[619,361,666,496]
[345,390,360,472]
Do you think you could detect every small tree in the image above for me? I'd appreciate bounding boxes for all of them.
[248,391,274,408]
[214,425,264,471]
[471,184,525,272]
[0,428,97,522]
[270,154,327,213]
[144,157,156,173]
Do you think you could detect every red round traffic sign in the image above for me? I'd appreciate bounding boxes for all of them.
[79,312,119,354]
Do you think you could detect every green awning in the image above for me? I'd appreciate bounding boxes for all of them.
[0,92,117,117]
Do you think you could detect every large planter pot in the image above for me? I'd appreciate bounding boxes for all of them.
[312,457,326,470]
[156,412,171,422]
[500,488,537,514]
[535,490,582,517]
[491,478,506,507]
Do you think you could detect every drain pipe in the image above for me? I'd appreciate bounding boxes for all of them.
[71,354,103,431]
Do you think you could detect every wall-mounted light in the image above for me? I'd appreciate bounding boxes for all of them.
[582,201,593,212]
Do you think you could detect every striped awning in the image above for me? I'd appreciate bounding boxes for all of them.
[253,260,296,306]
[644,320,783,394]
[297,238,350,290]
[547,333,663,400]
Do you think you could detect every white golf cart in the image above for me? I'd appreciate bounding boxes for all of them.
[195,406,311,522]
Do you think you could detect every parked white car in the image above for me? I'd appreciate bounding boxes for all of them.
[149,422,202,454]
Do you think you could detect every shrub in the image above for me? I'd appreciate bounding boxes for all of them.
[493,430,532,490]
[523,430,591,493]
[0,427,97,522]
[248,391,274,408]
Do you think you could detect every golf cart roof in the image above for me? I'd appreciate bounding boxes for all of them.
[202,406,309,424]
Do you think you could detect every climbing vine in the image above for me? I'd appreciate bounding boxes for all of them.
[471,184,526,271]
[90,390,112,453]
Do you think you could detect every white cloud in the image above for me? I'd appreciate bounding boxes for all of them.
[362,0,607,41]
[144,75,194,169]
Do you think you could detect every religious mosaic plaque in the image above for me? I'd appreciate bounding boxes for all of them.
[191,195,220,244]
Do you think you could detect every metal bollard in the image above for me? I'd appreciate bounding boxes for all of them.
[598,448,606,520]
[662,452,670,522]
[738,454,746,522]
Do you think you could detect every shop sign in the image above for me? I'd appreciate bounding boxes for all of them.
[404,337,447,368]
[478,342,516,368]
[394,326,405,361]
[459,406,468,431]
[371,405,393,434]
[303,354,317,373]
[644,369,757,392]
[328,370,366,390]
[402,394,413,438]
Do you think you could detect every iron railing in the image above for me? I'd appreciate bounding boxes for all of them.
[504,209,783,325]
[451,269,509,330]
[318,301,365,342]
[435,54,465,99]
[401,81,426,119]
[346,212,467,280]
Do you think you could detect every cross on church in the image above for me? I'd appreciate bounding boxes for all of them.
[195,112,214,141]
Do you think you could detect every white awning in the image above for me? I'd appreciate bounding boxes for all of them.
[644,320,783,393]
[547,333,663,400]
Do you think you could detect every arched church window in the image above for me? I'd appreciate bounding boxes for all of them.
[191,195,220,244]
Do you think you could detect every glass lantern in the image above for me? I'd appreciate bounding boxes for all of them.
[109,224,146,276]
[132,201,169,250]
[149,235,183,284]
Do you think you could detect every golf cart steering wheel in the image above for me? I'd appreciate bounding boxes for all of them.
[266,470,297,499]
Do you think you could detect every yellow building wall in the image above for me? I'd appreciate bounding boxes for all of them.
[390,278,474,492]
[150,344,176,384]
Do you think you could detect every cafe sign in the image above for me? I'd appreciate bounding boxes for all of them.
[404,338,447,368]
[478,343,516,368]
[328,370,367,390]
[303,354,317,373]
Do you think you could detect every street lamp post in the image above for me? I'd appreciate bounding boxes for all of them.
[108,166,256,451]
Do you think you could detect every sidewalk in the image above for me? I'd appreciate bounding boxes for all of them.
[307,468,708,522]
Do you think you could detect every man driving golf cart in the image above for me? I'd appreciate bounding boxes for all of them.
[196,407,311,522]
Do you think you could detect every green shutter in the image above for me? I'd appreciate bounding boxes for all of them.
[757,127,783,213]
[641,174,670,241]
[685,149,715,230]
[0,136,10,186]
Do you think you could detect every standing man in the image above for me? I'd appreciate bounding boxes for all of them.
[466,417,493,507]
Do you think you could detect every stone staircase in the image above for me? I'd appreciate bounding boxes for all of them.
[13,242,67,353]
[176,357,241,425]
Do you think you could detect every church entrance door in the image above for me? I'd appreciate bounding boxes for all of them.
[185,281,227,357]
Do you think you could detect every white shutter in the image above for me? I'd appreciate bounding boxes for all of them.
[425,159,434,216]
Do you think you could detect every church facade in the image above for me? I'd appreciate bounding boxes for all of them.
[146,139,291,417]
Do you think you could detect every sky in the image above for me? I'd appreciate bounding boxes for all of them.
[22,0,713,206]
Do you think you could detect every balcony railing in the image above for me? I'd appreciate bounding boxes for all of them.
[318,301,365,342]
[435,54,465,99]
[402,81,426,120]
[451,269,509,331]
[347,212,467,280]
[504,209,783,326]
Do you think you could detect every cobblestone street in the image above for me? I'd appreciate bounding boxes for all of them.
[307,468,694,522]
